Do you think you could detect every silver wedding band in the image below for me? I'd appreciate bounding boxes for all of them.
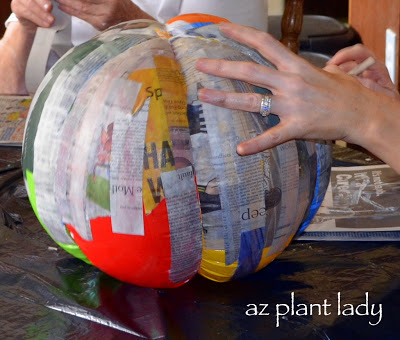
[259,94,272,117]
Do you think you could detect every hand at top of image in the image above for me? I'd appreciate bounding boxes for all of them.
[11,0,54,32]
[55,0,153,31]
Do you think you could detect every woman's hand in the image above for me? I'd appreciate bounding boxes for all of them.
[195,22,400,174]
[195,22,382,156]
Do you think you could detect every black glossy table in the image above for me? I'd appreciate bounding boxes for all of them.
[1,146,398,340]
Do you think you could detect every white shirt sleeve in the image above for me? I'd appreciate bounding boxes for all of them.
[133,0,183,23]
[5,13,18,28]
[71,17,100,46]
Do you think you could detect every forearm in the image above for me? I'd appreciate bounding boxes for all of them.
[0,22,36,94]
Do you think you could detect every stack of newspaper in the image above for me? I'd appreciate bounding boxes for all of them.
[297,164,400,241]
[0,95,31,147]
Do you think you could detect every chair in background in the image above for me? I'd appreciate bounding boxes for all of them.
[277,0,361,68]
[281,0,304,53]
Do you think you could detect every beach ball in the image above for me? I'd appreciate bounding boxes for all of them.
[22,14,331,288]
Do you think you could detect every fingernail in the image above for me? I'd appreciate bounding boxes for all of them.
[236,144,245,156]
[46,15,54,24]
[196,59,205,69]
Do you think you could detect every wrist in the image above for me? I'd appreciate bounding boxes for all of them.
[6,21,37,39]
[358,94,400,168]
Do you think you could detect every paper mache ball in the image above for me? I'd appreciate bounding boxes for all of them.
[22,14,332,288]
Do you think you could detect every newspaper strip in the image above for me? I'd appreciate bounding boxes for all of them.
[162,166,202,283]
[65,38,163,239]
[172,30,308,266]
[109,96,148,235]
[32,34,151,243]
[298,164,400,241]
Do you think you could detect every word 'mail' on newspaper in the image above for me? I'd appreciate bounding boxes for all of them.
[0,95,31,147]
[297,164,400,241]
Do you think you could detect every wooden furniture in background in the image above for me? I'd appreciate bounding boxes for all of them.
[0,1,12,37]
[280,0,304,53]
[349,0,400,87]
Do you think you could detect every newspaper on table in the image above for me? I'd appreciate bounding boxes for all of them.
[0,95,31,147]
[297,164,400,241]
